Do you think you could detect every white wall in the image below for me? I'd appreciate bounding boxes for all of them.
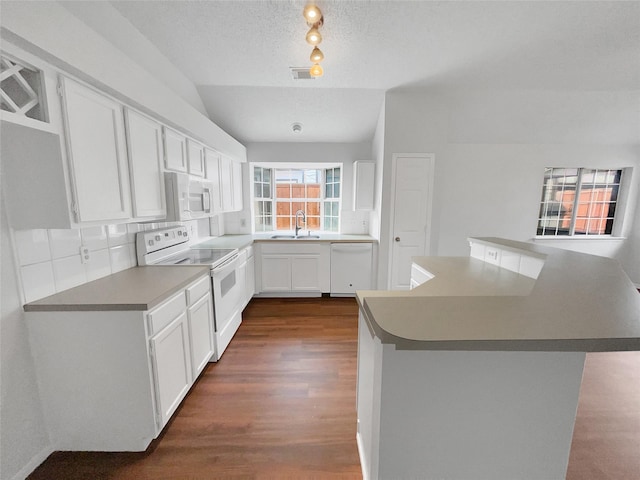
[0,1,245,161]
[224,142,373,234]
[377,88,640,287]
[370,99,386,242]
[1,201,52,480]
[57,1,208,117]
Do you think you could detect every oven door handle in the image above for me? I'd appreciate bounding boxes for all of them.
[212,254,239,275]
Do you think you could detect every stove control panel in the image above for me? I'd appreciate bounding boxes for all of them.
[136,226,189,256]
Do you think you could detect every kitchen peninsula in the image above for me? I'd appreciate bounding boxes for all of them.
[355,238,640,480]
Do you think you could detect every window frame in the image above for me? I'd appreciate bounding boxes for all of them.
[535,167,627,239]
[250,162,343,234]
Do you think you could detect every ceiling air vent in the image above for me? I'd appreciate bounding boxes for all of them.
[290,67,315,80]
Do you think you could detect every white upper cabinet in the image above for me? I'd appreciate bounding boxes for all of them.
[204,148,222,213]
[163,127,188,173]
[353,161,375,211]
[124,108,166,219]
[218,155,243,213]
[186,138,205,177]
[60,77,132,223]
[219,155,234,212]
[231,159,243,212]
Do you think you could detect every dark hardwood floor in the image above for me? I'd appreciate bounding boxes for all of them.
[28,297,639,479]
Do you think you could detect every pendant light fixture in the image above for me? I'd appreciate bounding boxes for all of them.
[303,4,322,24]
[310,46,324,63]
[302,4,325,77]
[305,26,322,46]
[309,64,323,77]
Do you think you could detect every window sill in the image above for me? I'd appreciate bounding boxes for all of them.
[533,236,626,241]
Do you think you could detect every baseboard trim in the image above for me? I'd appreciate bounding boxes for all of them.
[10,445,54,480]
[356,432,369,480]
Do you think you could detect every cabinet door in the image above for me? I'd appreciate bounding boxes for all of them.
[353,161,375,210]
[187,294,214,378]
[163,127,187,172]
[261,255,291,292]
[231,160,243,211]
[61,77,131,222]
[187,138,205,177]
[124,109,166,219]
[291,255,321,291]
[246,255,255,304]
[204,148,222,213]
[150,312,192,429]
[219,155,233,212]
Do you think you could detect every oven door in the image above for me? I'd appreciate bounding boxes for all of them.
[211,254,243,356]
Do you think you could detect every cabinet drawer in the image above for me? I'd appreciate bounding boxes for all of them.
[186,276,210,306]
[148,291,187,335]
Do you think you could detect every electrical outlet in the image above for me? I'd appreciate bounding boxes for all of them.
[240,218,246,227]
[79,246,90,264]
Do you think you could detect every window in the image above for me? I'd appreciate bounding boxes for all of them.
[537,168,622,236]
[251,164,341,233]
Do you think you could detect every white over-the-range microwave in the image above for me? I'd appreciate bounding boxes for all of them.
[164,171,214,221]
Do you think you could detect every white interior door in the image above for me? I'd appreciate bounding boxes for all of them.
[389,154,434,290]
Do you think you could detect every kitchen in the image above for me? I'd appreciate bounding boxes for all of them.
[1,2,640,480]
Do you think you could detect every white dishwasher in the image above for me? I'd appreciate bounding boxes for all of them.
[330,243,373,296]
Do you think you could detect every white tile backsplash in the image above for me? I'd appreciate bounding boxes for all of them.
[20,262,56,303]
[49,229,82,259]
[14,229,51,266]
[16,223,142,303]
[85,248,112,281]
[81,226,108,251]
[109,244,136,273]
[340,210,370,234]
[107,224,129,247]
[52,255,87,291]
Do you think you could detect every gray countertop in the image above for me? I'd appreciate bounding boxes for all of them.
[357,237,640,352]
[24,266,211,312]
[192,233,376,249]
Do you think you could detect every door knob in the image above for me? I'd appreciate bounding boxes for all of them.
[395,237,400,242]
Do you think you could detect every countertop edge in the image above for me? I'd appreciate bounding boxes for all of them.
[358,238,640,353]
[23,266,211,313]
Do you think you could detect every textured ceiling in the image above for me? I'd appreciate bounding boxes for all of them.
[69,1,640,143]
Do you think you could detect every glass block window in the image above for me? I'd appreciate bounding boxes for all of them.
[251,164,341,233]
[537,167,622,236]
[0,55,47,122]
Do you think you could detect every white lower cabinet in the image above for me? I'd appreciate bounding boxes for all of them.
[150,311,192,428]
[245,246,255,305]
[26,274,213,451]
[187,292,215,378]
[257,243,330,295]
[237,245,255,309]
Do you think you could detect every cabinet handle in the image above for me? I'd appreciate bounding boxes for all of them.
[395,237,400,242]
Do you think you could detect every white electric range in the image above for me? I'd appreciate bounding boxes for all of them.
[136,226,243,360]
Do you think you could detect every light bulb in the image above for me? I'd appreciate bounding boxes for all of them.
[310,63,323,77]
[306,26,322,46]
[303,4,322,24]
[310,47,324,63]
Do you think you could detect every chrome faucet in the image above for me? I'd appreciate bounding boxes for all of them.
[295,209,306,237]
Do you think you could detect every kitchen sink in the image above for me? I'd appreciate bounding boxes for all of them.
[270,234,321,239]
